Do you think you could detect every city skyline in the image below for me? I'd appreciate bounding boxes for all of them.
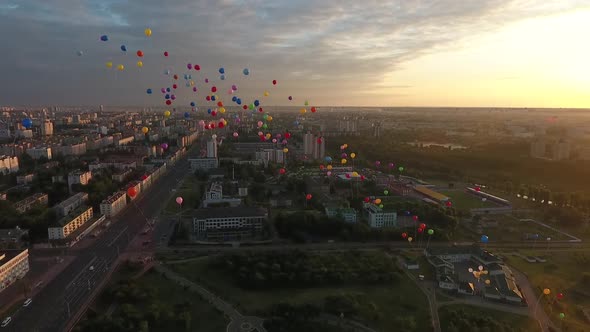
[1,0,589,108]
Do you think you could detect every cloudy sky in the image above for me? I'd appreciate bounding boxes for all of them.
[0,0,589,107]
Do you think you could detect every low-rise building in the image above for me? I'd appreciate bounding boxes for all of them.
[363,204,397,228]
[54,192,89,218]
[48,206,93,240]
[202,182,242,208]
[14,193,49,213]
[112,169,131,182]
[100,191,127,217]
[0,249,30,293]
[26,147,52,160]
[192,207,267,242]
[325,207,358,223]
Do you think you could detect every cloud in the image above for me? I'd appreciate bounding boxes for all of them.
[0,0,588,106]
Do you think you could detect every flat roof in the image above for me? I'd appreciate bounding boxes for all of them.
[414,185,449,201]
[191,207,267,219]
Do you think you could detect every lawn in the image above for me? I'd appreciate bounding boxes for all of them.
[163,175,203,213]
[439,304,539,332]
[463,214,572,243]
[439,190,499,212]
[503,251,590,331]
[168,255,432,332]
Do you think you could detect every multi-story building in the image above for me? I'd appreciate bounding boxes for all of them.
[206,139,218,159]
[192,207,267,241]
[67,170,92,193]
[188,158,219,171]
[530,139,546,159]
[48,206,93,240]
[55,143,87,156]
[325,207,358,223]
[202,182,242,208]
[26,147,52,160]
[16,173,35,185]
[112,169,131,182]
[115,135,135,147]
[303,131,325,161]
[54,192,89,218]
[364,204,397,228]
[100,191,127,217]
[0,155,18,175]
[40,119,53,136]
[0,249,30,293]
[552,139,570,161]
[372,122,382,137]
[14,193,48,213]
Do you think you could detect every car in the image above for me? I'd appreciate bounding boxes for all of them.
[1,317,11,327]
[23,298,32,307]
[89,266,95,271]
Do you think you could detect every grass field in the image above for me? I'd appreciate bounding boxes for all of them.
[168,255,432,332]
[439,190,499,212]
[439,304,539,331]
[462,214,572,243]
[502,251,590,331]
[163,175,202,213]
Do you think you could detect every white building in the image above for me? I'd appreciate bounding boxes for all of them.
[206,139,218,159]
[0,249,29,293]
[100,191,127,218]
[26,147,52,160]
[67,170,92,193]
[54,192,89,218]
[48,206,93,240]
[115,136,135,146]
[189,158,219,171]
[0,155,19,174]
[202,182,242,208]
[192,207,267,241]
[364,204,397,228]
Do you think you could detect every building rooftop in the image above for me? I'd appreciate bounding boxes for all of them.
[52,205,92,227]
[0,249,27,267]
[55,192,88,209]
[191,207,267,219]
[414,185,449,202]
[101,191,126,204]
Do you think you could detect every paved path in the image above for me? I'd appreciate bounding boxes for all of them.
[154,264,267,332]
[315,313,378,332]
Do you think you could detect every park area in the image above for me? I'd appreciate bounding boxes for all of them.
[75,262,228,332]
[166,250,432,332]
[502,250,590,331]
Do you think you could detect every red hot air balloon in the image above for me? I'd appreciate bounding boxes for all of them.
[412,215,419,221]
[127,187,137,198]
[279,168,286,175]
[364,197,370,203]
[136,50,144,57]
[306,194,312,200]
[401,232,408,239]
[417,227,424,233]
[446,201,452,207]
[164,51,169,56]
[285,132,291,139]
[272,79,277,85]
[419,223,426,229]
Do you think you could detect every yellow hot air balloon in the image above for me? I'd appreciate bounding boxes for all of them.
[352,171,359,177]
[350,153,356,159]
[264,91,269,97]
[408,237,413,243]
[137,61,143,68]
[543,288,551,295]
[164,110,171,117]
[341,158,347,164]
[300,108,307,114]
[283,148,289,153]
[144,28,152,37]
[117,64,125,71]
[267,116,273,121]
[265,133,271,139]
[141,127,149,134]
[219,107,226,114]
[190,80,195,86]
[327,165,333,170]
[106,61,113,68]
[223,120,228,126]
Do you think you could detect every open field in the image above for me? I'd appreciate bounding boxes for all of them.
[163,175,202,213]
[502,251,590,331]
[439,190,499,212]
[168,254,432,332]
[438,304,539,332]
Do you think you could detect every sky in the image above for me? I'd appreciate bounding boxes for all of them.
[0,0,589,108]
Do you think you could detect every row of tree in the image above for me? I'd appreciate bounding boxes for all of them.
[209,250,401,289]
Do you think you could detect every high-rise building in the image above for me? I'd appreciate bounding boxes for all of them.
[303,131,325,161]
[530,139,546,158]
[206,139,218,159]
[372,122,382,137]
[41,119,53,136]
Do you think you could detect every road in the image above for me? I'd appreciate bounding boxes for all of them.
[154,264,267,332]
[4,147,197,332]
